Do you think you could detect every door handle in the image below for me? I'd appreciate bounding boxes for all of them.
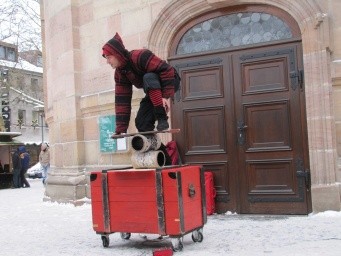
[237,121,248,145]
[238,124,248,131]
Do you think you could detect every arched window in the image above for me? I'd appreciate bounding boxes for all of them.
[176,12,293,55]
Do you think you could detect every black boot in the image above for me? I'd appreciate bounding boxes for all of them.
[157,118,169,131]
[154,106,169,131]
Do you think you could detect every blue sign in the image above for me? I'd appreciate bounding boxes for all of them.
[99,115,116,152]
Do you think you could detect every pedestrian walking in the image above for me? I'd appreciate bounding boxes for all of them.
[39,143,50,185]
[19,146,30,188]
[11,148,22,188]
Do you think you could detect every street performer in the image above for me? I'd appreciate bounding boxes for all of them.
[102,32,180,164]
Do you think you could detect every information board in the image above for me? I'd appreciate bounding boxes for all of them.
[99,115,116,153]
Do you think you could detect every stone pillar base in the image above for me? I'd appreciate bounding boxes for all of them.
[44,171,89,206]
[311,184,341,212]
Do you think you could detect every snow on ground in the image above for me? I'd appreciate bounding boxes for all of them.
[1,178,341,256]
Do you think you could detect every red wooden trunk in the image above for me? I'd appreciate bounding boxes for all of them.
[90,165,206,237]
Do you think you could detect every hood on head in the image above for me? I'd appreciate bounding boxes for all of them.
[18,146,26,154]
[102,32,129,66]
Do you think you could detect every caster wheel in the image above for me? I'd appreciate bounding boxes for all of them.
[171,238,183,252]
[120,232,131,240]
[101,235,110,248]
[191,230,203,242]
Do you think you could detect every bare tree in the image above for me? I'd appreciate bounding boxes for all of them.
[0,0,43,132]
[0,0,42,93]
[0,0,41,52]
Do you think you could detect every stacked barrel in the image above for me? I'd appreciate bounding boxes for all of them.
[130,134,165,169]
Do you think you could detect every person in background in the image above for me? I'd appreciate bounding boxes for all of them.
[0,160,4,173]
[19,146,30,188]
[11,148,22,188]
[39,143,50,185]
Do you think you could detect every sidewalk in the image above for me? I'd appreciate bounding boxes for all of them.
[0,178,340,256]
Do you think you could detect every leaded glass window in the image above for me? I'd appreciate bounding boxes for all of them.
[176,12,293,55]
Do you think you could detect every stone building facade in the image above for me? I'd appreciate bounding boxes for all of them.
[41,0,341,213]
[1,41,47,165]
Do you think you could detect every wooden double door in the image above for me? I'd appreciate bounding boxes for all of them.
[170,41,312,214]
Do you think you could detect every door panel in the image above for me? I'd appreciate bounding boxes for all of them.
[202,162,231,204]
[243,58,289,93]
[184,67,224,99]
[184,107,226,154]
[246,160,296,195]
[245,101,291,151]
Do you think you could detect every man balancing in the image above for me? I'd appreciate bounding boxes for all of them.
[102,33,180,164]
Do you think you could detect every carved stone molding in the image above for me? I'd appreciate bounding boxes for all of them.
[315,12,327,29]
[206,0,239,7]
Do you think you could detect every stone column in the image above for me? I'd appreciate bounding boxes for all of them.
[330,0,341,205]
[41,1,87,204]
[302,12,341,211]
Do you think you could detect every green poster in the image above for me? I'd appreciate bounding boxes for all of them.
[99,115,116,152]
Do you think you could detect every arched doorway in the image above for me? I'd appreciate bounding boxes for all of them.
[168,5,312,214]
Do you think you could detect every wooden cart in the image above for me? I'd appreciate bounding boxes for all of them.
[90,165,207,251]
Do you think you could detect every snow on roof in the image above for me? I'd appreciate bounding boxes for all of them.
[16,131,48,145]
[10,86,44,106]
[0,57,43,73]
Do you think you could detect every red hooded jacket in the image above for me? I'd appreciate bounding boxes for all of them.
[102,33,176,133]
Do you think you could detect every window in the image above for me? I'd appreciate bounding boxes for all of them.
[177,12,293,55]
[32,111,40,126]
[37,56,43,67]
[0,46,5,59]
[18,109,26,125]
[16,76,24,90]
[7,48,16,61]
[0,45,17,61]
[31,78,38,87]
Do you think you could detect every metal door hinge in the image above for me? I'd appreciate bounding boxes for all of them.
[290,69,304,91]
[296,169,311,191]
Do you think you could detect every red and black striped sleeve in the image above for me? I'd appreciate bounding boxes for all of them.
[114,70,133,133]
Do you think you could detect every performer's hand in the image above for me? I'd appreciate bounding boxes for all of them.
[162,98,170,113]
[111,131,126,139]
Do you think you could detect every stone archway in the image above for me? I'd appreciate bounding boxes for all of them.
[148,0,339,212]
